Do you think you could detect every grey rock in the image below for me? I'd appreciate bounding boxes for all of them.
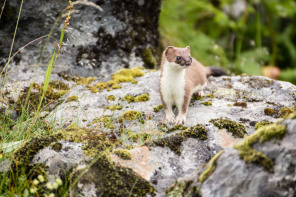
[200,119,296,197]
[0,0,161,82]
[2,69,296,196]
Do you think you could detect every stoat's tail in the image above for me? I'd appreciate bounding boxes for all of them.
[206,66,227,77]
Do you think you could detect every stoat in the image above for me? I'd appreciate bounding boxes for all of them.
[159,46,226,124]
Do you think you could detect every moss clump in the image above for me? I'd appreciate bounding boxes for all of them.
[88,67,144,92]
[210,118,246,138]
[152,124,207,155]
[72,153,155,196]
[111,84,122,89]
[106,95,116,101]
[66,95,78,103]
[166,179,194,197]
[51,142,63,152]
[123,93,150,103]
[121,111,143,121]
[205,94,214,98]
[105,105,123,111]
[61,126,119,157]
[114,149,132,160]
[134,93,149,102]
[264,108,277,116]
[201,101,212,106]
[92,115,115,130]
[234,123,287,172]
[153,104,163,112]
[199,150,224,182]
[15,82,70,114]
[254,121,272,130]
[233,102,247,108]
[278,107,293,118]
[142,48,157,69]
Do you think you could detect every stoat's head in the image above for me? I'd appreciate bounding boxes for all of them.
[164,46,192,68]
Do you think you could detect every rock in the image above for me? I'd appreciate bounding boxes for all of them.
[0,0,161,82]
[2,68,296,196]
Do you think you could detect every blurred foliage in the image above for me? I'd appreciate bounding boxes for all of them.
[159,0,296,83]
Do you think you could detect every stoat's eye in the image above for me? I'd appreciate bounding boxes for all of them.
[176,56,181,61]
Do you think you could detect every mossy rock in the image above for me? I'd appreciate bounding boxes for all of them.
[120,111,143,122]
[153,104,163,112]
[201,101,212,106]
[152,124,207,155]
[264,108,277,116]
[210,118,246,138]
[233,102,247,108]
[87,67,144,93]
[66,95,78,103]
[105,105,123,111]
[142,48,157,69]
[278,107,294,118]
[123,93,150,103]
[113,149,132,160]
[72,153,155,196]
[234,123,287,172]
[106,95,116,101]
[254,121,272,130]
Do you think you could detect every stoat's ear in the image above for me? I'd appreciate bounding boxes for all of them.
[186,46,190,51]
[165,46,175,56]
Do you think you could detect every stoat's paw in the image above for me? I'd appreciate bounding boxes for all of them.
[165,113,175,123]
[175,114,186,125]
[198,91,204,97]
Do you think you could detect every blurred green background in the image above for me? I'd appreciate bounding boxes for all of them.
[159,0,296,84]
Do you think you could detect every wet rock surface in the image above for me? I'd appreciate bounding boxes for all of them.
[2,69,296,196]
[0,0,161,81]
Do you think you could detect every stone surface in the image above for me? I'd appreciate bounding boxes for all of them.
[2,69,296,196]
[0,0,161,81]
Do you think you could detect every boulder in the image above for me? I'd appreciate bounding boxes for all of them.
[2,68,296,196]
[0,0,161,81]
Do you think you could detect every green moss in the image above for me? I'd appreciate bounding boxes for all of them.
[254,121,272,130]
[201,101,212,106]
[124,95,135,103]
[92,115,115,130]
[72,153,155,196]
[134,93,150,102]
[233,102,247,108]
[234,123,287,172]
[61,126,119,157]
[210,118,246,138]
[264,108,277,116]
[111,84,122,89]
[124,93,150,103]
[205,94,214,98]
[113,149,132,160]
[87,67,144,92]
[106,95,116,101]
[142,48,157,69]
[15,82,70,114]
[166,180,193,197]
[121,111,143,121]
[278,107,294,118]
[198,150,224,182]
[105,105,123,111]
[66,95,78,103]
[51,142,63,152]
[153,104,163,112]
[152,124,207,155]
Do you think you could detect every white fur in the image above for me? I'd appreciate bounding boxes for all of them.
[161,60,186,123]
[192,83,206,96]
